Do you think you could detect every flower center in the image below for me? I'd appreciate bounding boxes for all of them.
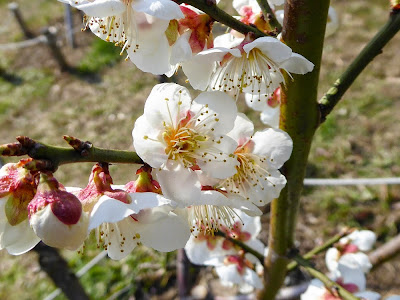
[220,140,275,203]
[211,48,284,98]
[162,119,205,168]
[190,205,238,236]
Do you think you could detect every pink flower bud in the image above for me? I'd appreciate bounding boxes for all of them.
[0,159,36,226]
[28,173,88,250]
[77,163,131,213]
[179,6,214,53]
[124,165,162,194]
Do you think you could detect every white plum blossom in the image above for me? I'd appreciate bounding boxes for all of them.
[205,113,292,207]
[183,34,314,98]
[301,264,379,300]
[132,83,239,205]
[185,209,265,292]
[61,0,184,74]
[325,230,376,276]
[0,160,40,255]
[88,193,190,259]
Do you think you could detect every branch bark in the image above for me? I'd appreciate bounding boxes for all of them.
[34,242,89,300]
[319,11,400,123]
[177,0,267,38]
[0,136,143,171]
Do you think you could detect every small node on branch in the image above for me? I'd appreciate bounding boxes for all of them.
[24,159,56,172]
[16,136,36,149]
[63,135,93,156]
[0,142,27,156]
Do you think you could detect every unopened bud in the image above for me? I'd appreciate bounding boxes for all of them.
[78,163,131,213]
[28,173,89,250]
[125,165,162,194]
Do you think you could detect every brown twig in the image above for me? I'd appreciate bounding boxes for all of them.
[369,233,400,269]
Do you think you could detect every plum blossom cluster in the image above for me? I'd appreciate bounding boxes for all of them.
[61,0,315,99]
[185,209,266,293]
[301,230,399,300]
[0,83,293,259]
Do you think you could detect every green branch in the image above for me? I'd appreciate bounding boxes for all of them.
[319,11,400,123]
[287,228,353,272]
[294,256,360,300]
[0,136,143,171]
[256,0,282,32]
[215,231,265,263]
[260,0,330,298]
[177,0,266,38]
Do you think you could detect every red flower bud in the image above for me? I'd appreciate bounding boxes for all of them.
[28,173,88,250]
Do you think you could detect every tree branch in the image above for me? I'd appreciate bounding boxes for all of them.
[256,0,282,32]
[0,136,143,171]
[293,255,360,300]
[260,0,330,298]
[319,11,400,123]
[369,233,400,269]
[287,228,353,272]
[177,0,267,38]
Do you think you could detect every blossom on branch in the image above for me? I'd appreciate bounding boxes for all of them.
[132,83,239,205]
[185,209,265,292]
[208,113,292,207]
[183,34,314,98]
[0,160,40,255]
[28,172,89,250]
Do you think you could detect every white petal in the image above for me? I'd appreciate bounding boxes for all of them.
[184,235,225,266]
[143,83,192,130]
[260,106,280,128]
[252,128,293,169]
[88,193,171,231]
[104,217,139,260]
[216,264,244,285]
[128,34,173,75]
[243,37,292,63]
[346,230,376,251]
[1,219,40,255]
[193,91,238,134]
[245,93,268,112]
[132,0,184,20]
[338,263,366,291]
[132,115,168,167]
[72,0,126,17]
[155,161,201,207]
[135,211,190,251]
[300,279,326,300]
[197,152,239,179]
[280,53,314,75]
[339,252,372,273]
[227,113,254,144]
[30,206,89,251]
[182,48,230,90]
[325,247,340,273]
[242,267,263,289]
[326,7,339,37]
[355,291,381,300]
[214,33,243,48]
[170,30,192,65]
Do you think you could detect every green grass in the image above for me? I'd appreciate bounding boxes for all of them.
[77,39,122,74]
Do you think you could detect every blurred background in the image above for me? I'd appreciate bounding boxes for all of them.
[0,0,399,298]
